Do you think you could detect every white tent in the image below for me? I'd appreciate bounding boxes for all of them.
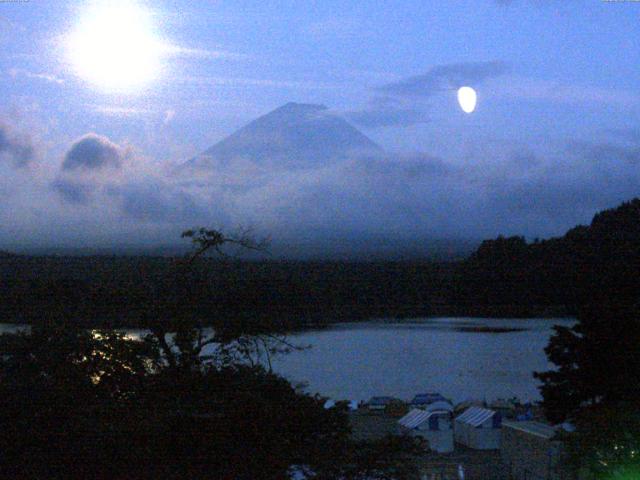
[398,408,454,453]
[454,406,502,450]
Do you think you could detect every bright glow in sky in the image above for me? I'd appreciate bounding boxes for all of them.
[65,2,163,92]
[457,86,477,114]
[0,0,639,252]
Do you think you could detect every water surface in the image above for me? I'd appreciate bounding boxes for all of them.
[0,317,574,404]
[272,317,575,404]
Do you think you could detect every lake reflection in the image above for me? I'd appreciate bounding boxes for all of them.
[272,317,575,404]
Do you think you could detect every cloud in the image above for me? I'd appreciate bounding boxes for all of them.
[5,122,640,255]
[9,68,64,85]
[346,97,429,128]
[579,142,640,165]
[162,43,248,61]
[53,133,128,204]
[476,139,640,235]
[349,153,454,178]
[378,61,508,98]
[348,61,507,129]
[492,76,640,108]
[90,105,154,117]
[62,134,124,171]
[106,180,214,224]
[0,122,36,168]
[177,75,340,91]
[51,179,92,205]
[51,133,216,224]
[164,109,176,125]
[205,134,640,242]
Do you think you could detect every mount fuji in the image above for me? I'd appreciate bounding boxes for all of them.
[184,102,383,170]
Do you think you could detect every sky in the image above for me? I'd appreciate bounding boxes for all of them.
[0,0,639,255]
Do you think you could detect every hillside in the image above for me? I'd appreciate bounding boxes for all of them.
[455,198,640,313]
[2,198,639,327]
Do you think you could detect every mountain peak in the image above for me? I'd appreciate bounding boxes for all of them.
[185,103,383,170]
[275,102,327,113]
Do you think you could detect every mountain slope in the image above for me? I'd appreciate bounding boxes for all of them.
[184,103,383,170]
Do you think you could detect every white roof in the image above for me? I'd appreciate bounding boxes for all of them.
[502,421,553,438]
[502,421,565,439]
[398,408,444,429]
[398,408,434,429]
[455,406,496,427]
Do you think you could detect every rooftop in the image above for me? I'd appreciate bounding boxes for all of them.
[502,421,557,439]
[455,406,496,427]
[412,392,447,404]
[398,408,435,429]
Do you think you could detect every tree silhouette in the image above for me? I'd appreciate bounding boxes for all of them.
[535,278,640,475]
[0,228,420,479]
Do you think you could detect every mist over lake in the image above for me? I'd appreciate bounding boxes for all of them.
[272,317,576,404]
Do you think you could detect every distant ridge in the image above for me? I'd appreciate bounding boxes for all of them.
[458,197,640,314]
[184,102,383,170]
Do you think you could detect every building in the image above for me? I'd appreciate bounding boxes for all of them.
[386,398,409,417]
[398,408,454,453]
[454,406,502,450]
[367,396,394,411]
[410,392,448,408]
[454,399,484,415]
[501,421,568,480]
[490,398,517,419]
[426,400,454,414]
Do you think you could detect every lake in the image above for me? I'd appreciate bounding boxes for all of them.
[271,317,575,404]
[0,317,574,405]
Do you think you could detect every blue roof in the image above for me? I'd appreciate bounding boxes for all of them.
[369,396,394,406]
[426,400,454,413]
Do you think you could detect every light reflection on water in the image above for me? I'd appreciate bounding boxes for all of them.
[0,317,575,404]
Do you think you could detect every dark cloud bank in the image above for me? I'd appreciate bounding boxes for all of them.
[52,146,640,257]
[2,101,639,258]
[51,133,126,205]
[62,134,123,171]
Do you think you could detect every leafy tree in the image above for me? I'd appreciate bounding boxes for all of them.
[559,403,640,479]
[0,228,421,479]
[455,198,640,316]
[535,297,640,477]
[0,323,156,478]
[532,200,640,477]
[536,302,640,423]
[144,227,274,371]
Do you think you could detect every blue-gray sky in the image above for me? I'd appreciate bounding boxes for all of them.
[0,0,639,254]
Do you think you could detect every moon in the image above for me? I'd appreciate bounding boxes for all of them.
[457,86,477,114]
[66,2,163,92]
